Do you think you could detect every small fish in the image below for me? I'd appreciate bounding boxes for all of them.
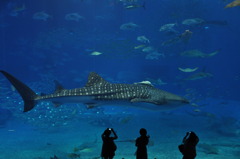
[10,4,26,16]
[8,129,15,132]
[79,148,92,152]
[191,103,199,107]
[145,51,164,60]
[159,23,177,32]
[65,13,84,22]
[90,51,102,56]
[142,46,154,52]
[178,67,198,73]
[225,0,240,8]
[33,11,51,21]
[134,45,145,49]
[184,72,213,81]
[193,109,201,112]
[120,22,139,31]
[137,36,150,43]
[125,2,145,9]
[162,30,192,46]
[73,140,97,153]
[182,18,205,26]
[13,4,26,12]
[73,146,92,152]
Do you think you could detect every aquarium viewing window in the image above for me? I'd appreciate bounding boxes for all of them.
[0,0,239,159]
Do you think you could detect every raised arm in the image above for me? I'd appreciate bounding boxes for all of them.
[111,128,118,139]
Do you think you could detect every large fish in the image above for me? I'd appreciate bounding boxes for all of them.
[0,71,189,112]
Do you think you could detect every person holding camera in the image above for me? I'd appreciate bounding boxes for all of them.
[135,128,150,159]
[179,131,199,159]
[101,128,118,159]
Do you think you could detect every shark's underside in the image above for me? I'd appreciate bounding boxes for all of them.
[0,70,189,112]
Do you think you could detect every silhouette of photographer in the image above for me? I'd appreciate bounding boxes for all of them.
[135,128,150,159]
[179,131,199,159]
[101,128,118,159]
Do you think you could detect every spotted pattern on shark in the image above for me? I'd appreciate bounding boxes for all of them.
[0,71,189,112]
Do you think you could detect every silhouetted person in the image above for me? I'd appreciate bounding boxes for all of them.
[181,131,199,159]
[135,128,150,159]
[101,128,118,159]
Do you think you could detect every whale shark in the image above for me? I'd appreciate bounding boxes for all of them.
[0,70,189,112]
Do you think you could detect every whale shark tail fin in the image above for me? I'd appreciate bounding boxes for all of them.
[0,70,38,112]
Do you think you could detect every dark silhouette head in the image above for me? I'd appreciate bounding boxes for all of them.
[103,128,111,137]
[187,131,198,142]
[139,128,147,136]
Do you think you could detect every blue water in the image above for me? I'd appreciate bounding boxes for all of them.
[0,0,240,159]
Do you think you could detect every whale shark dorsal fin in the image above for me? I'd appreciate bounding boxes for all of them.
[54,80,64,93]
[86,72,109,87]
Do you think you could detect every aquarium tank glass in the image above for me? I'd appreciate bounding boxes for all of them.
[0,0,240,159]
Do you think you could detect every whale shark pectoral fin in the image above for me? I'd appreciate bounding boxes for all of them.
[52,102,62,107]
[85,103,97,109]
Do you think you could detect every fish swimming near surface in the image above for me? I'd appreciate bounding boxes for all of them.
[0,71,189,112]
